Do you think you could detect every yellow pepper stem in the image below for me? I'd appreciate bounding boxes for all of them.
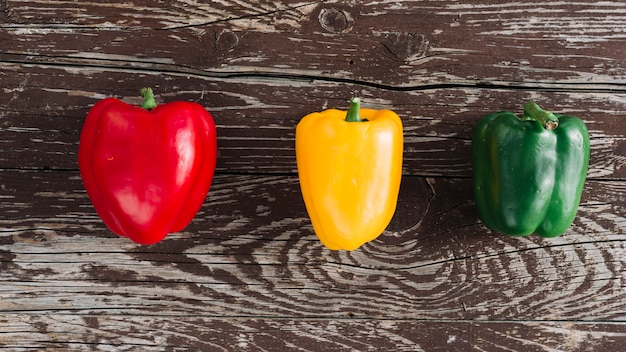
[345,97,362,122]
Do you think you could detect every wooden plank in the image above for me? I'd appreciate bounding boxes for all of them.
[0,64,624,177]
[2,316,625,351]
[1,170,625,322]
[2,1,626,176]
[2,1,626,87]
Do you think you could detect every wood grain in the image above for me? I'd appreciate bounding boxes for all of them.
[3,0,626,87]
[3,316,626,351]
[1,171,625,320]
[1,0,626,350]
[0,66,625,178]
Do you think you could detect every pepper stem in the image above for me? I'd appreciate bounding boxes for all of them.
[522,101,559,130]
[345,97,362,122]
[140,87,158,110]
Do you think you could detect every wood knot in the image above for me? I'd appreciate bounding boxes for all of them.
[215,29,239,52]
[318,8,354,34]
[381,32,429,62]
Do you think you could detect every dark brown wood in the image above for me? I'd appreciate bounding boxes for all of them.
[3,317,626,351]
[1,0,626,350]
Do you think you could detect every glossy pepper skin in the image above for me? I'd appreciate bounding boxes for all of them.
[296,98,403,250]
[78,88,217,245]
[472,101,590,237]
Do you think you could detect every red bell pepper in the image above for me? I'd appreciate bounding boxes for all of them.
[78,88,217,245]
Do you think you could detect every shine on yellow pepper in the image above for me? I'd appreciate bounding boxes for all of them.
[296,98,404,250]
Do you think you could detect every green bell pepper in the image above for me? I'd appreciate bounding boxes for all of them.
[472,101,590,237]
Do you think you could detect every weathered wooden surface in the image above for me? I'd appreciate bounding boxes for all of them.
[1,0,626,350]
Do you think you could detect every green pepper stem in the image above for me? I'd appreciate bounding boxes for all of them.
[140,87,158,110]
[522,101,559,130]
[345,97,362,122]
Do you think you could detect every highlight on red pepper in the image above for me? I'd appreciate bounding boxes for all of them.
[472,101,590,237]
[78,88,217,245]
[296,97,404,250]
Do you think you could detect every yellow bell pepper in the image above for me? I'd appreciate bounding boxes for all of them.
[296,97,404,250]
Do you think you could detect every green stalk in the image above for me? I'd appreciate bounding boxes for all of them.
[140,87,158,110]
[345,97,362,122]
[522,101,559,130]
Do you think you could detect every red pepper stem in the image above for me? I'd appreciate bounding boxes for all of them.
[140,87,158,110]
[345,97,362,122]
[522,101,559,130]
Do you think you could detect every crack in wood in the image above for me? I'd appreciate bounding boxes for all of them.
[2,53,625,94]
